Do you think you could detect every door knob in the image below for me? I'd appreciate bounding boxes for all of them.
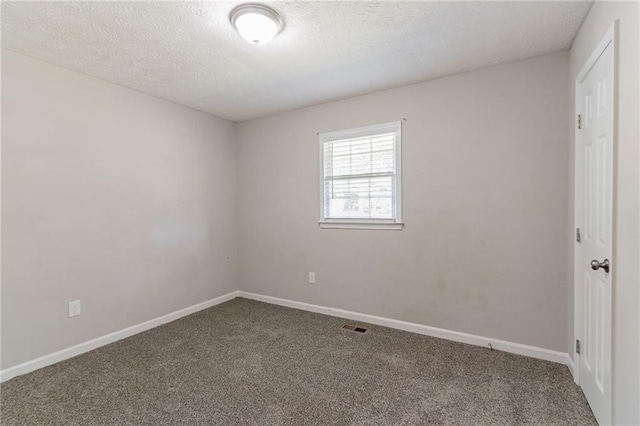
[591,259,610,273]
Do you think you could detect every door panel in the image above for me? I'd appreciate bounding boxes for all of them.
[577,38,613,425]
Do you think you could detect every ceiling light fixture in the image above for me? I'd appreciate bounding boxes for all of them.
[229,3,283,46]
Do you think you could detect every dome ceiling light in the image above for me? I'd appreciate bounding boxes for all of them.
[229,3,283,46]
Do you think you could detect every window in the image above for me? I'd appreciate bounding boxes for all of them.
[319,121,403,230]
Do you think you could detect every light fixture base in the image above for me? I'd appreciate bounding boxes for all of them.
[230,3,284,45]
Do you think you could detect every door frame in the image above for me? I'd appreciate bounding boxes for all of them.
[573,18,617,401]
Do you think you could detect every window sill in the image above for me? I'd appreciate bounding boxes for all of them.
[318,221,404,230]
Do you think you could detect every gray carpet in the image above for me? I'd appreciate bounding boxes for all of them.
[1,298,596,425]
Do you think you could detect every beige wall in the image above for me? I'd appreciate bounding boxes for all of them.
[568,1,640,424]
[3,7,637,418]
[1,50,238,369]
[237,54,570,352]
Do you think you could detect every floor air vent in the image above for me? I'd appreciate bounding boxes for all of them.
[342,324,367,333]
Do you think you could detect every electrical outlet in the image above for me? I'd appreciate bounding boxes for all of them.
[308,272,316,284]
[68,300,81,317]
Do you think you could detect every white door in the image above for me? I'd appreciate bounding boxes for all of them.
[576,33,614,425]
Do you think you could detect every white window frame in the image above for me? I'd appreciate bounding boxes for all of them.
[318,121,403,230]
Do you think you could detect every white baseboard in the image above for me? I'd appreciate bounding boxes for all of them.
[566,354,579,384]
[1,290,573,383]
[0,291,239,383]
[238,291,571,366]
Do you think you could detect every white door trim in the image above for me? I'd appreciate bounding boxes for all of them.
[573,16,617,394]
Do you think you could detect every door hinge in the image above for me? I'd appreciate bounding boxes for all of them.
[577,114,582,129]
[576,339,581,355]
[576,228,581,243]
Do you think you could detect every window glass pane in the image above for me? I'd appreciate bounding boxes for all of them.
[324,133,395,178]
[325,176,394,219]
[322,126,399,222]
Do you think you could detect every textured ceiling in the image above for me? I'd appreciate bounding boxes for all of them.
[1,1,592,122]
